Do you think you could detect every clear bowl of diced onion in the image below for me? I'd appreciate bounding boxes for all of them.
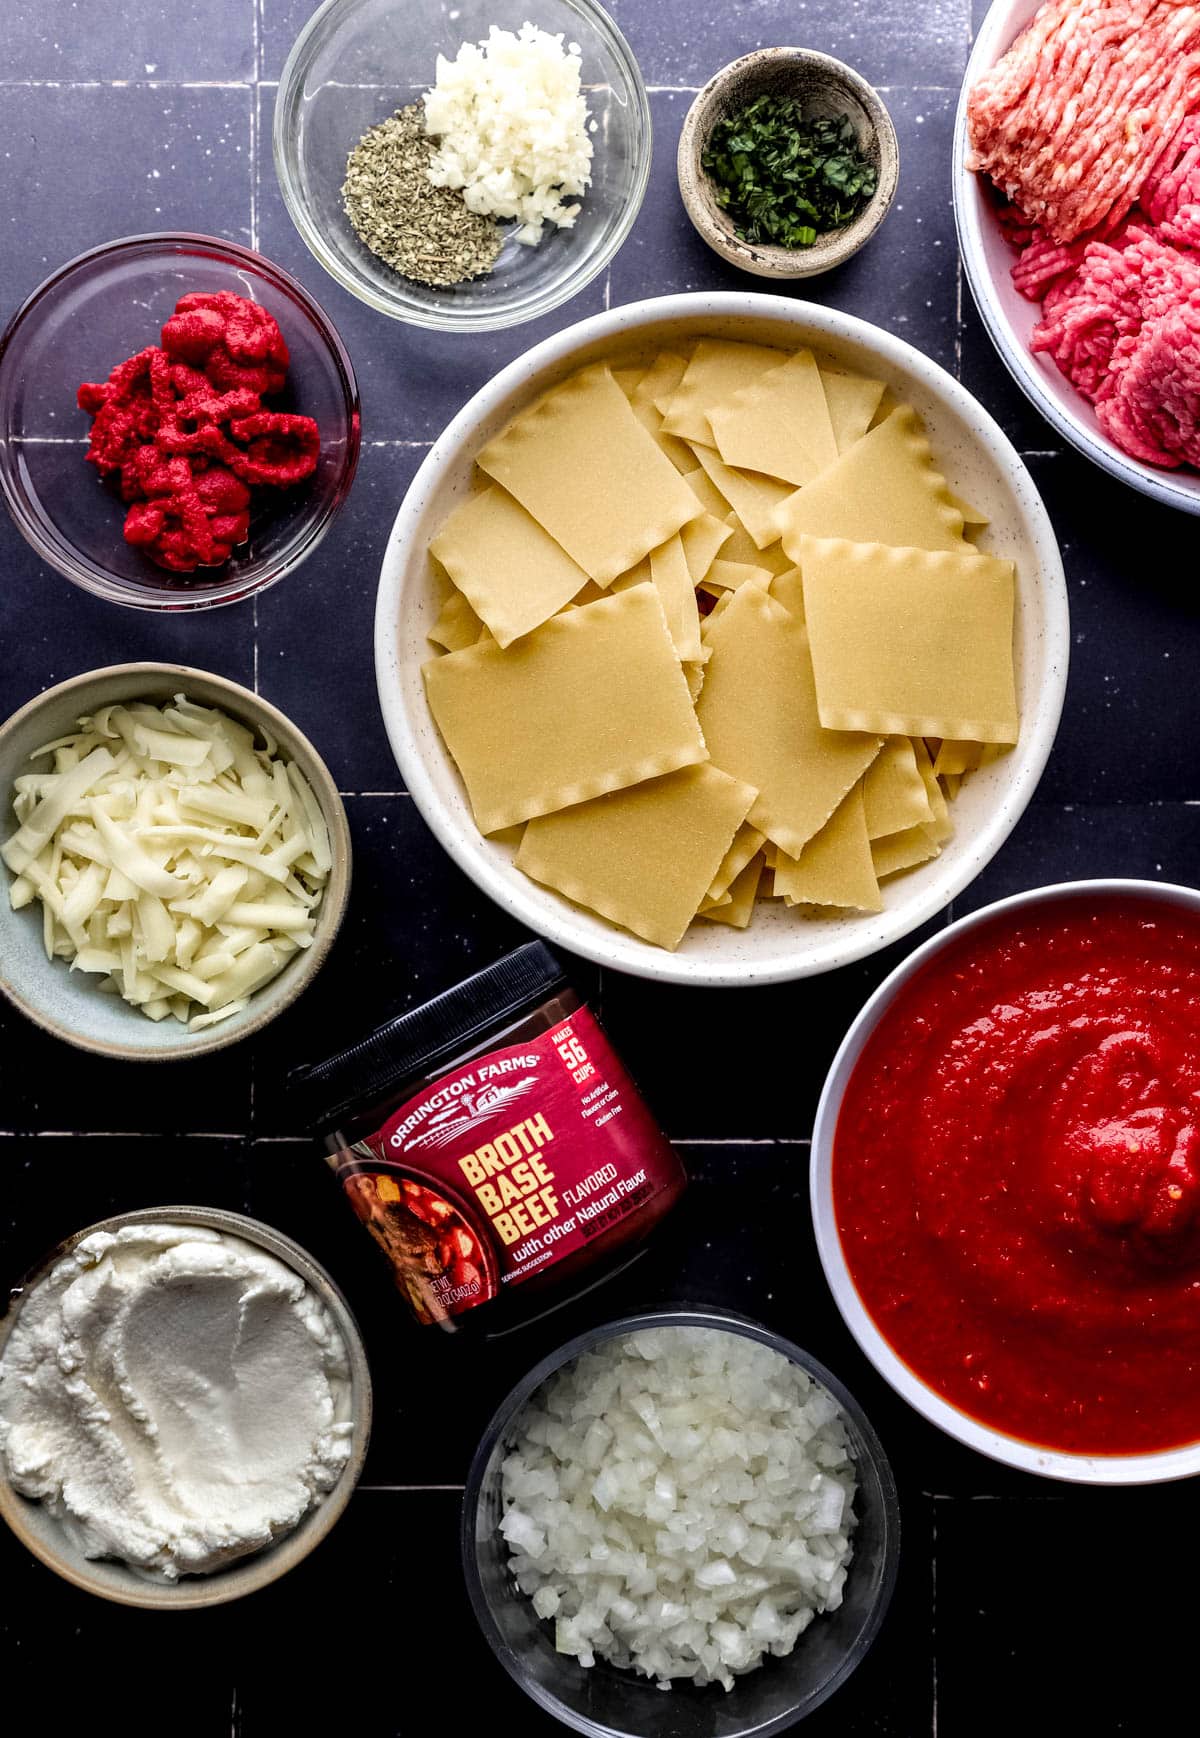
[0,663,351,1060]
[273,0,651,331]
[462,1307,900,1734]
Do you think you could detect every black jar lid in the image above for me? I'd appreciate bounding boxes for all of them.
[290,941,568,1133]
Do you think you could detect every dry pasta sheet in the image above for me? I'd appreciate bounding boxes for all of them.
[661,339,791,444]
[477,365,702,584]
[799,535,1019,742]
[819,367,887,453]
[777,406,966,556]
[517,764,757,950]
[700,850,765,928]
[773,782,882,913]
[707,348,839,486]
[429,485,590,647]
[695,582,882,858]
[423,584,706,834]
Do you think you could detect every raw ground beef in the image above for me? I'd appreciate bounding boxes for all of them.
[970,1,1200,470]
[968,0,1200,245]
[1014,166,1200,469]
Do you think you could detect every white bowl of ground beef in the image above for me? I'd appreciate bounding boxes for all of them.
[954,0,1200,515]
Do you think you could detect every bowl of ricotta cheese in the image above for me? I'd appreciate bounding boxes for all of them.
[0,1206,371,1607]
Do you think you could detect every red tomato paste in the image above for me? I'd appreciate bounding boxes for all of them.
[834,895,1200,1455]
[77,291,319,572]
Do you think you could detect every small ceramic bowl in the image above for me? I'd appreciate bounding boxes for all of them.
[0,1205,372,1608]
[0,233,361,610]
[677,50,899,279]
[463,1306,899,1735]
[811,878,1200,1485]
[0,664,351,1060]
[274,0,651,332]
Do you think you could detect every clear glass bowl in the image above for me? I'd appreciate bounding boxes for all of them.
[462,1307,900,1736]
[0,233,361,612]
[273,0,651,332]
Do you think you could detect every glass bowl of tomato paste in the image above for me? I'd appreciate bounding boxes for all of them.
[0,233,360,612]
[813,877,1200,1485]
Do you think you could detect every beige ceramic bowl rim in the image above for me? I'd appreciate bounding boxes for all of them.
[811,876,1200,1486]
[676,48,900,278]
[373,289,1069,987]
[0,1204,373,1608]
[0,662,352,1060]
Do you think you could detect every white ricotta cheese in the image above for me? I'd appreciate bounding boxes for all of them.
[0,1223,353,1579]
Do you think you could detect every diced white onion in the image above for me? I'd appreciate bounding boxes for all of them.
[500,1327,858,1693]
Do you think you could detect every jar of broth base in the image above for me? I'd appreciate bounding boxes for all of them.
[291,943,686,1333]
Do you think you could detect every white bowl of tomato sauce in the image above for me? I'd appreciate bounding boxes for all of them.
[812,878,1200,1484]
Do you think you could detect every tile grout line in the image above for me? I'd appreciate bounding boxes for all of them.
[0,1129,809,1143]
[0,78,257,89]
[931,1498,939,1737]
[248,0,261,1183]
[248,0,260,256]
[0,77,960,93]
[0,1129,262,1139]
[249,0,261,836]
[357,1483,466,1492]
[13,436,431,447]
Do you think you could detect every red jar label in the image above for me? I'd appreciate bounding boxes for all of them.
[334,1007,683,1326]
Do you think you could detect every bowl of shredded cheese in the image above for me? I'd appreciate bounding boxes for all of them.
[273,0,651,332]
[0,664,351,1059]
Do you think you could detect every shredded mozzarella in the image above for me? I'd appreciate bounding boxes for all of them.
[423,23,594,244]
[2,696,332,1031]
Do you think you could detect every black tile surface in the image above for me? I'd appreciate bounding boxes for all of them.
[0,84,253,304]
[255,442,424,793]
[1,2,1198,1734]
[0,2,255,82]
[935,1490,1200,1730]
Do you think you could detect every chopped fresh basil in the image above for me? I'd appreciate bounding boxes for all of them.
[701,97,879,250]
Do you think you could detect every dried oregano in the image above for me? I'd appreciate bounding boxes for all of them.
[341,103,502,288]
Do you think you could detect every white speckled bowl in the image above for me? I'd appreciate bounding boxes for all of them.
[0,1205,372,1607]
[954,0,1200,514]
[0,665,351,1059]
[812,879,1200,1485]
[374,292,1069,987]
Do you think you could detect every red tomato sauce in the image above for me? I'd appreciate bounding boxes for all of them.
[833,896,1200,1455]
